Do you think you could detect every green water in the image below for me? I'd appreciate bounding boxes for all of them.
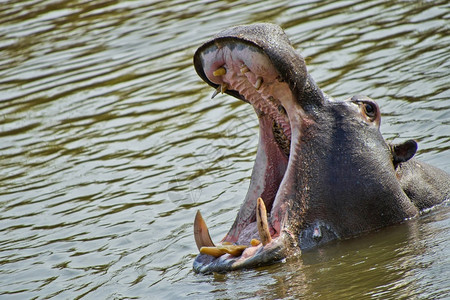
[0,0,449,298]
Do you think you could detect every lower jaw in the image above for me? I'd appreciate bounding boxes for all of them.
[192,114,298,273]
[193,230,292,273]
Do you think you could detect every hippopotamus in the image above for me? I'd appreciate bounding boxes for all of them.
[192,23,450,274]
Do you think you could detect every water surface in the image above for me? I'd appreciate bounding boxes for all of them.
[0,0,449,298]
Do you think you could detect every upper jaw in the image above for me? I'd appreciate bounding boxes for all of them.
[193,23,317,108]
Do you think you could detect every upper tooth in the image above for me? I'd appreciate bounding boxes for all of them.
[211,84,228,99]
[240,64,249,74]
[256,197,272,245]
[220,83,228,94]
[254,77,263,90]
[213,67,226,76]
[211,86,221,99]
[194,210,215,251]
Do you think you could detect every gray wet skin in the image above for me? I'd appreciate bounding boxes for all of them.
[193,23,450,274]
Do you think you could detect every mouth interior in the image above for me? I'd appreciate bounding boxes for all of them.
[198,42,297,255]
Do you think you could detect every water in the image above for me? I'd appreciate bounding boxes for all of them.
[0,0,449,298]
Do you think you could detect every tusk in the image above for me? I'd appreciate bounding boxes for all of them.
[256,198,272,245]
[213,67,226,76]
[194,210,215,251]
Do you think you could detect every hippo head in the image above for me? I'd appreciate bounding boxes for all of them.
[192,23,419,273]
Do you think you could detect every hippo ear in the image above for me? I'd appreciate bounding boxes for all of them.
[391,139,417,166]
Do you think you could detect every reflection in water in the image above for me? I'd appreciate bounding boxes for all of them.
[0,0,449,298]
[199,206,450,299]
[283,222,424,298]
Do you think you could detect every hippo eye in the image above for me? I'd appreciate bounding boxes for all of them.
[363,102,376,118]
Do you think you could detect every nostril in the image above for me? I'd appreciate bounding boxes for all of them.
[278,105,287,115]
[313,226,322,241]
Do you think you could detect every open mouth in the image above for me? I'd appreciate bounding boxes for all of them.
[192,24,317,273]
[192,23,440,274]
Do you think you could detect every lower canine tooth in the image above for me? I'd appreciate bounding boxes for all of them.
[194,210,216,251]
[256,197,272,245]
